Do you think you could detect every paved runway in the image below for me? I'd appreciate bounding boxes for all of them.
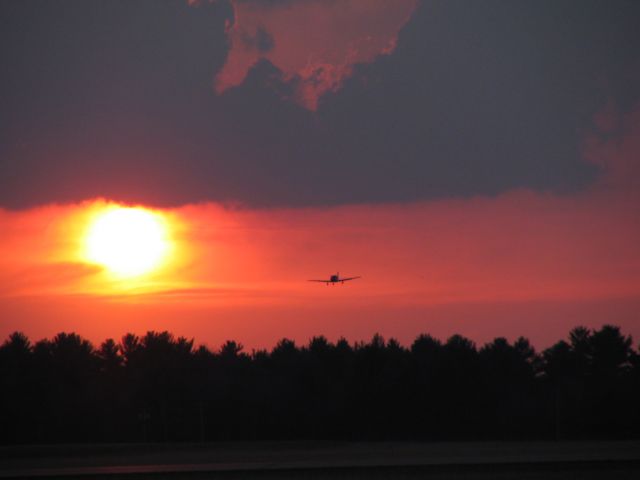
[1,441,639,478]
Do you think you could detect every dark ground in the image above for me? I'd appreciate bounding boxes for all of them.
[1,441,639,479]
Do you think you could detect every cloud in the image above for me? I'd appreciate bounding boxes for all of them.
[4,263,103,298]
[211,0,418,109]
[0,0,639,210]
[584,104,640,192]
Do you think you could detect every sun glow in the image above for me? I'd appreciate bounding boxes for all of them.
[84,207,170,278]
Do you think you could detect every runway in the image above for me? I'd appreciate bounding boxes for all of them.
[1,441,639,478]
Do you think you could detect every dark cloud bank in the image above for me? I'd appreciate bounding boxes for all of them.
[0,0,639,209]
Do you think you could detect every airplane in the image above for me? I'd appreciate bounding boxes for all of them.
[308,272,361,285]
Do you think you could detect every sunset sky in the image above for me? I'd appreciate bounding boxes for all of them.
[1,0,639,350]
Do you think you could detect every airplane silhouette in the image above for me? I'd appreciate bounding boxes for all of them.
[308,273,361,285]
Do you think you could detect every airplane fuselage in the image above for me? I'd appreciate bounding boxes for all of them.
[309,272,360,285]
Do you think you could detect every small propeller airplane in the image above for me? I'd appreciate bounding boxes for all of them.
[308,272,361,285]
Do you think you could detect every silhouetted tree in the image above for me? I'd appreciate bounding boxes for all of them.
[0,325,638,444]
[0,332,36,442]
[590,325,633,376]
[97,338,122,373]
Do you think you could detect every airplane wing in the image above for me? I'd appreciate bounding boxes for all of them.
[308,279,330,282]
[340,276,361,281]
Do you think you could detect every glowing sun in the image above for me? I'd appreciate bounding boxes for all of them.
[85,207,170,277]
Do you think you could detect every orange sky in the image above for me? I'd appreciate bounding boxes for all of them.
[1,107,639,350]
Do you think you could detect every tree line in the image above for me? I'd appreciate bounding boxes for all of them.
[1,325,639,444]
